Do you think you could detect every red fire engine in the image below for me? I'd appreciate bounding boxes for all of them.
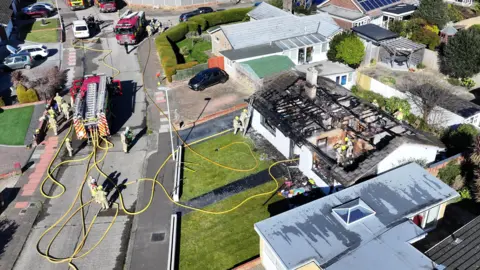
[70,74,121,141]
[114,10,147,45]
[94,0,117,12]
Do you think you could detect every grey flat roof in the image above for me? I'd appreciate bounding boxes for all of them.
[221,13,341,49]
[247,2,292,20]
[426,215,480,269]
[274,33,326,50]
[382,3,417,15]
[220,44,283,61]
[310,60,354,76]
[352,24,399,42]
[320,5,367,21]
[255,163,459,269]
[439,93,480,118]
[441,25,458,35]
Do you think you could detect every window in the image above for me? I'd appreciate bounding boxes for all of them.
[348,72,353,82]
[336,76,340,84]
[261,115,276,136]
[411,204,441,230]
[226,59,232,67]
[215,36,220,43]
[332,198,375,225]
[341,75,347,85]
[321,42,328,52]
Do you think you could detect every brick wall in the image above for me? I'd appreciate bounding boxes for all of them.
[332,17,353,30]
[324,0,361,11]
[426,153,464,177]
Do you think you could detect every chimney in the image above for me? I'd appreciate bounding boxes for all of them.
[305,67,319,100]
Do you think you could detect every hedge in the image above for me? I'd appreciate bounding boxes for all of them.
[16,84,28,104]
[155,7,252,82]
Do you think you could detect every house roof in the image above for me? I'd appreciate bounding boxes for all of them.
[220,44,283,61]
[308,60,355,77]
[382,3,416,15]
[247,2,292,20]
[441,25,458,35]
[320,5,367,21]
[439,93,480,118]
[356,0,402,13]
[0,0,12,25]
[426,215,480,269]
[240,55,295,79]
[352,23,399,42]
[252,71,444,186]
[274,33,326,50]
[255,163,459,269]
[220,13,341,49]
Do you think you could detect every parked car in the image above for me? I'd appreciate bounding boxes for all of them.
[188,67,228,91]
[0,53,35,71]
[21,5,52,18]
[7,44,49,59]
[26,2,56,11]
[179,7,214,22]
[254,1,264,6]
[72,20,90,38]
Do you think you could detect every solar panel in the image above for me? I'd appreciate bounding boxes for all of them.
[365,1,375,10]
[370,0,380,8]
[360,2,371,11]
[379,0,389,5]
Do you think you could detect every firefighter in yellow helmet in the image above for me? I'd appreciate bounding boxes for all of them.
[61,100,71,121]
[233,116,243,134]
[394,108,404,121]
[65,138,73,157]
[48,116,58,136]
[239,109,250,136]
[95,186,109,210]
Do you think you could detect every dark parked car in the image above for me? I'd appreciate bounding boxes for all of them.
[179,7,214,22]
[188,67,228,91]
[22,5,52,18]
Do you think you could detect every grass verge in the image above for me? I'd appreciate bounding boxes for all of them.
[22,19,59,43]
[181,133,272,201]
[177,38,211,64]
[179,180,284,270]
[0,106,34,145]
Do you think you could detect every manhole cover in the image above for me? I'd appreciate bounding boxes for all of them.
[19,209,27,215]
[151,232,165,242]
[29,203,36,208]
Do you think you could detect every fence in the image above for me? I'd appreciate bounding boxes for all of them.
[171,63,208,81]
[167,213,178,270]
[422,49,440,72]
[208,56,224,70]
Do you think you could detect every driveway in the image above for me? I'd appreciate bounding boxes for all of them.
[167,79,252,127]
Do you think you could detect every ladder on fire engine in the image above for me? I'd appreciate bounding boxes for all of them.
[120,9,137,19]
[96,75,107,113]
[85,82,97,125]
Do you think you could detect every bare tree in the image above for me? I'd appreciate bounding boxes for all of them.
[35,66,67,99]
[10,70,28,87]
[402,77,451,126]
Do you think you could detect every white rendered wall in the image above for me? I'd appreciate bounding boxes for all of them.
[251,109,292,158]
[377,143,442,174]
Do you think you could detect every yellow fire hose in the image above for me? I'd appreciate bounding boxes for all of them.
[35,36,298,269]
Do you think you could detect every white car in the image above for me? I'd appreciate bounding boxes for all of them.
[73,20,90,39]
[6,44,49,59]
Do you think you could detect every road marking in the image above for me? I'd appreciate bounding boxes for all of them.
[68,47,76,51]
[159,125,169,133]
[160,118,169,123]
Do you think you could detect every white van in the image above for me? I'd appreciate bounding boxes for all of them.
[73,20,90,38]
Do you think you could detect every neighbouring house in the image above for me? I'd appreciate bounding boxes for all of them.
[247,2,292,21]
[209,11,341,77]
[352,24,425,69]
[426,215,480,269]
[254,162,459,270]
[380,3,416,29]
[0,0,17,42]
[445,0,472,7]
[440,23,463,44]
[250,70,444,193]
[318,0,416,29]
[359,72,480,128]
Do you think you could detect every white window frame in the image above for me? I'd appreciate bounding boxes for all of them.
[225,59,232,67]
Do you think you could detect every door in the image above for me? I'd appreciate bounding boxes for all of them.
[6,45,17,55]
[424,205,440,230]
[341,75,347,85]
[13,56,24,69]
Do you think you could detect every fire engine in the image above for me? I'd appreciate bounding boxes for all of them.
[114,10,147,45]
[65,0,87,10]
[94,0,117,12]
[70,74,122,141]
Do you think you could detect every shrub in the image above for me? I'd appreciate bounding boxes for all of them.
[442,124,479,154]
[461,77,476,89]
[448,4,464,22]
[459,187,471,200]
[25,88,39,102]
[385,97,411,115]
[180,46,190,57]
[380,76,396,86]
[327,32,353,62]
[335,35,365,66]
[351,87,387,107]
[411,27,441,50]
[0,97,4,107]
[16,84,28,104]
[189,7,253,31]
[176,61,199,70]
[370,58,377,66]
[415,0,449,28]
[437,161,461,185]
[452,175,465,190]
[424,24,440,34]
[417,63,426,69]
[447,77,461,86]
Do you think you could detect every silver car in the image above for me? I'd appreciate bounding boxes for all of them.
[0,53,35,71]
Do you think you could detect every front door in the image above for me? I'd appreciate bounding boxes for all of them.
[298,48,305,64]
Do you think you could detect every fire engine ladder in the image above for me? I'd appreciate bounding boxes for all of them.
[74,92,85,119]
[96,75,107,113]
[84,82,98,126]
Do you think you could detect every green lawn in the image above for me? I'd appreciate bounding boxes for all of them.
[22,19,59,43]
[0,106,34,145]
[179,180,285,270]
[181,133,272,201]
[177,38,212,64]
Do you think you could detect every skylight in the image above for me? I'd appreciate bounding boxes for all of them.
[332,198,375,225]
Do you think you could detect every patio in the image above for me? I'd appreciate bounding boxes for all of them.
[378,37,425,70]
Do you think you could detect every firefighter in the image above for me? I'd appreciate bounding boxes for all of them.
[239,109,249,135]
[120,132,128,153]
[95,186,109,210]
[47,106,56,119]
[345,136,354,159]
[124,127,134,145]
[335,146,345,166]
[89,177,98,198]
[48,117,58,136]
[124,43,129,55]
[146,24,152,37]
[394,108,404,121]
[65,138,73,157]
[32,129,40,147]
[61,100,71,121]
[54,93,63,113]
[372,99,379,107]
[233,116,243,135]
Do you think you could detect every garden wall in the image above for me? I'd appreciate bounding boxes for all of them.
[172,63,208,81]
[422,49,440,72]
[427,153,464,177]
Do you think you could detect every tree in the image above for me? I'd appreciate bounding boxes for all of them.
[441,28,480,78]
[35,66,66,99]
[25,88,39,102]
[403,78,451,125]
[335,35,365,66]
[442,124,479,154]
[16,84,28,104]
[10,70,28,87]
[470,136,480,202]
[411,27,441,50]
[327,32,352,62]
[447,4,464,22]
[388,20,406,36]
[415,0,450,28]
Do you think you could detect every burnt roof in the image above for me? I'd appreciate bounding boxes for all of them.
[253,71,444,186]
[0,0,12,25]
[426,215,480,269]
